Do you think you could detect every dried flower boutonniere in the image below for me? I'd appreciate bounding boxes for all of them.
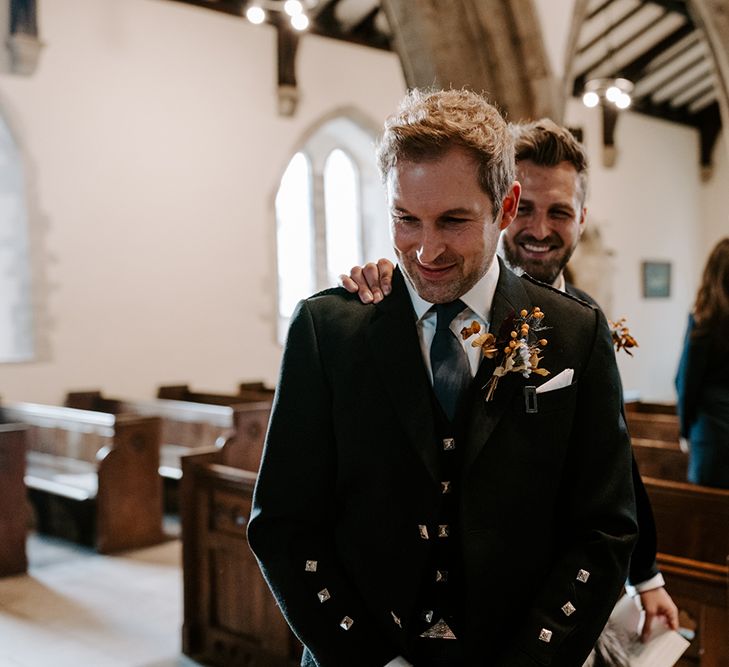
[608,317,639,356]
[461,307,551,402]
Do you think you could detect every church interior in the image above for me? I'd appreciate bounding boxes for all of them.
[0,0,728,665]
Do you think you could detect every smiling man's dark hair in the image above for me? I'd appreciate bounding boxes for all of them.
[511,118,589,205]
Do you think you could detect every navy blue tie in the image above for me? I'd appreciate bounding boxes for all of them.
[430,300,471,421]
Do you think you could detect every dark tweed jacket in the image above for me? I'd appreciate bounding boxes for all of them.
[249,262,638,667]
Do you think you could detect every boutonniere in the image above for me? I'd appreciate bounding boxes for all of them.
[461,307,551,401]
[608,317,639,356]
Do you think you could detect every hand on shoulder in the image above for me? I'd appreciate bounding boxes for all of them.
[339,259,395,303]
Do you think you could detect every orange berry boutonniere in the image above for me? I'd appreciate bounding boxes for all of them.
[461,307,551,402]
[608,317,639,356]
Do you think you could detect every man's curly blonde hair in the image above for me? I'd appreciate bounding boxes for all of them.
[376,89,515,215]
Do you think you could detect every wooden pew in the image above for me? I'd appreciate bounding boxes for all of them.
[64,389,270,509]
[624,400,677,415]
[642,477,729,666]
[0,422,29,576]
[625,402,685,482]
[626,410,680,442]
[658,555,728,667]
[632,437,688,482]
[156,384,273,472]
[0,402,165,553]
[181,448,301,667]
[65,390,235,479]
[624,401,679,441]
[158,382,275,406]
[237,381,276,400]
[644,477,729,566]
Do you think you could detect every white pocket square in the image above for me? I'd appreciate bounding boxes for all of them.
[536,368,574,394]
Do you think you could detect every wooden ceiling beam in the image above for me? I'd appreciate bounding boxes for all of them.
[615,22,694,82]
[687,0,729,161]
[576,4,647,56]
[650,0,691,18]
[381,0,560,122]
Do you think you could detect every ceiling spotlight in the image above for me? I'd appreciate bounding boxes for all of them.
[246,5,266,24]
[284,0,304,16]
[605,86,621,103]
[582,77,633,110]
[582,91,599,108]
[291,12,309,30]
[615,93,631,110]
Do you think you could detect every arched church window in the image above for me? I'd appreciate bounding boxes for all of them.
[275,151,315,326]
[324,148,361,288]
[274,114,392,344]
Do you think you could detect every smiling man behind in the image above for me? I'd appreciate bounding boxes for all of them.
[248,89,637,667]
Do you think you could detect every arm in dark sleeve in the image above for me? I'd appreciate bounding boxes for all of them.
[627,457,660,585]
[247,300,398,667]
[675,315,708,438]
[495,307,639,667]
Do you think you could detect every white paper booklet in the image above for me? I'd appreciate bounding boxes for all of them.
[609,594,690,667]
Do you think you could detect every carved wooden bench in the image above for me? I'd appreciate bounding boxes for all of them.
[181,447,301,667]
[643,477,729,666]
[156,384,273,472]
[0,422,29,576]
[1,402,165,553]
[64,389,271,510]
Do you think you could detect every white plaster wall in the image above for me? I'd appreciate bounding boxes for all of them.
[0,0,405,403]
[566,99,702,402]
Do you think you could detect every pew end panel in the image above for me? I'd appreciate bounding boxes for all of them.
[224,403,271,472]
[181,450,301,666]
[0,423,30,577]
[64,390,123,414]
[2,402,165,553]
[156,385,272,473]
[95,415,166,554]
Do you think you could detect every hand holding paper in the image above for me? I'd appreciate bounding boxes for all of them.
[609,595,689,667]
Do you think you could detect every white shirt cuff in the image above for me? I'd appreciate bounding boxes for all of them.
[385,657,413,667]
[625,572,666,596]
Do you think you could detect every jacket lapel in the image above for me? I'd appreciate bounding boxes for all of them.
[464,261,530,471]
[367,268,440,483]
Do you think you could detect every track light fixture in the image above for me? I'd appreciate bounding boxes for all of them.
[582,77,633,110]
[245,0,317,32]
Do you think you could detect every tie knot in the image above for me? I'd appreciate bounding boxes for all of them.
[434,300,466,330]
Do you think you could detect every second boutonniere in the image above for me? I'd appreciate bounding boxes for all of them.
[461,307,551,402]
[608,317,639,356]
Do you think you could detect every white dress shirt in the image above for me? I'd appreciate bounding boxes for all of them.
[402,257,501,381]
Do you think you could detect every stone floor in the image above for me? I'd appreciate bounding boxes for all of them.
[0,531,205,667]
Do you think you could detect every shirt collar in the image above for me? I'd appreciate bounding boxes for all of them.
[553,272,566,293]
[403,256,501,323]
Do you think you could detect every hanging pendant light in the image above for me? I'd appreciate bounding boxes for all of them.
[582,77,633,110]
